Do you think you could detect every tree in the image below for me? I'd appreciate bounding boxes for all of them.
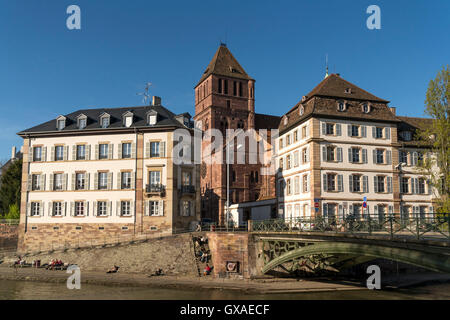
[0,159,22,217]
[417,65,450,213]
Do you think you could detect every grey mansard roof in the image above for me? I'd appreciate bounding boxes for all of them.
[17,104,191,136]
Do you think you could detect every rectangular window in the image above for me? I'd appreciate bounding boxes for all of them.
[182,171,192,186]
[286,154,291,169]
[57,120,65,130]
[279,138,283,150]
[279,157,283,170]
[149,201,161,216]
[224,79,228,94]
[286,134,291,146]
[55,146,64,161]
[326,123,334,135]
[326,146,335,161]
[233,81,237,96]
[418,178,425,194]
[150,141,160,157]
[54,173,63,191]
[98,172,108,190]
[401,177,409,193]
[351,125,359,137]
[149,171,161,186]
[302,126,307,139]
[32,174,41,191]
[181,200,192,216]
[302,148,308,163]
[97,201,107,216]
[218,79,222,93]
[286,179,292,195]
[121,172,132,189]
[78,118,86,129]
[352,175,361,192]
[327,174,336,191]
[31,202,40,216]
[122,143,132,158]
[121,201,131,216]
[352,148,360,163]
[76,145,86,160]
[400,151,408,164]
[33,147,42,162]
[293,130,298,142]
[376,150,384,164]
[294,176,299,194]
[76,173,85,190]
[99,144,108,159]
[75,201,84,216]
[353,204,362,219]
[53,202,62,216]
[303,175,308,193]
[377,176,385,193]
[376,127,383,139]
[101,117,109,128]
[238,82,242,97]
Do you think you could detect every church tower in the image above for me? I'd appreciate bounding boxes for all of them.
[194,44,263,225]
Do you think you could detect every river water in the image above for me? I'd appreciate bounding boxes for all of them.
[0,280,449,300]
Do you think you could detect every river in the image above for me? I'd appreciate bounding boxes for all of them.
[0,279,449,300]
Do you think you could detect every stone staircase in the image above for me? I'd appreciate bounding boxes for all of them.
[190,234,212,277]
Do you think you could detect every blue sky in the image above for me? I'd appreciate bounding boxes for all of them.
[0,0,449,161]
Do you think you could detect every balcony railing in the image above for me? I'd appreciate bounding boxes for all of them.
[146,184,165,194]
[180,185,196,195]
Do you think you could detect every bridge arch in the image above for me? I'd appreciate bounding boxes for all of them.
[262,242,450,274]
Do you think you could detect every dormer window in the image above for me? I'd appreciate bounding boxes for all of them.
[337,101,346,112]
[147,110,158,126]
[345,88,352,94]
[283,116,288,126]
[299,105,304,116]
[122,111,133,127]
[401,131,412,141]
[99,113,110,128]
[362,103,371,114]
[56,116,66,130]
[77,114,87,129]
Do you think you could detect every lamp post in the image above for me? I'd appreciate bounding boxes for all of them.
[226,143,243,229]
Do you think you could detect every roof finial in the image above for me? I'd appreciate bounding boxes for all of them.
[325,54,329,78]
[136,82,152,106]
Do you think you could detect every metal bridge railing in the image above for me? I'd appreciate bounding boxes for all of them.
[250,213,450,241]
[0,219,20,226]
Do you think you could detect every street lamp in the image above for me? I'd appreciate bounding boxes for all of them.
[226,142,243,229]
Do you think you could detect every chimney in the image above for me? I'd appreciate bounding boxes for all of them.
[390,107,396,115]
[11,146,16,160]
[152,96,161,106]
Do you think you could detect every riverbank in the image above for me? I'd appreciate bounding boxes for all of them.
[1,265,449,295]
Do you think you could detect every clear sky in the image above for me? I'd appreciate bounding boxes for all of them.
[0,0,449,161]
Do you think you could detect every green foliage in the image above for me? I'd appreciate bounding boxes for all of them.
[417,65,450,213]
[4,203,20,219]
[0,159,22,217]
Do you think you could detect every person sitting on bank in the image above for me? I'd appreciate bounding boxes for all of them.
[107,265,119,273]
[200,251,209,263]
[200,236,208,245]
[203,264,212,276]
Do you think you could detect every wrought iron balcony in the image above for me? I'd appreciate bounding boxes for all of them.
[180,185,196,195]
[145,184,165,194]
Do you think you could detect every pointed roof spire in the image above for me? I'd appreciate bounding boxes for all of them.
[324,54,329,79]
[197,45,253,86]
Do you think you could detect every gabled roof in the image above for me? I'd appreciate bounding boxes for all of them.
[197,44,253,86]
[304,73,389,103]
[18,104,187,136]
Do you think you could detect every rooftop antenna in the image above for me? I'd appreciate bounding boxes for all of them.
[137,82,152,106]
[325,54,329,78]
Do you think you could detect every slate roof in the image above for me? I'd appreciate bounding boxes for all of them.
[255,113,281,130]
[197,44,253,86]
[397,116,434,146]
[17,104,188,136]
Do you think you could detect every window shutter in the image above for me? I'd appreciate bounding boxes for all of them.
[160,142,166,158]
[145,142,150,158]
[348,148,352,163]
[323,203,328,216]
[109,144,114,160]
[159,200,164,216]
[131,143,136,158]
[306,174,309,192]
[131,173,135,189]
[336,124,341,136]
[388,205,393,216]
[363,176,368,193]
[130,201,135,216]
[338,175,343,192]
[347,124,352,137]
[43,147,47,162]
[349,204,353,215]
[95,144,99,160]
[27,176,32,191]
[86,173,90,190]
[411,178,415,194]
[337,147,343,162]
[322,146,327,162]
[108,201,112,216]
[87,145,91,160]
[118,143,123,159]
[427,179,432,195]
[387,177,392,193]
[71,173,75,191]
[107,172,112,190]
[93,201,97,217]
[63,174,68,191]
[374,205,378,216]
[306,147,309,162]
[362,126,367,138]
[117,173,122,190]
[70,202,74,216]
[322,123,326,135]
[429,206,433,214]
[64,146,69,161]
[349,175,353,193]
[144,201,148,216]
[48,202,52,216]
[338,204,343,219]
[50,146,55,162]
[386,150,392,165]
[116,201,120,216]
[63,202,67,216]
[72,145,76,161]
[40,202,44,217]
[323,174,327,192]
[385,127,390,140]
[372,150,377,164]
[49,174,54,191]
[362,149,368,164]
[412,152,418,166]
[305,125,309,138]
[40,174,46,191]
[373,176,378,193]
[86,201,89,217]
[372,126,376,139]
[29,147,34,162]
[94,173,98,190]
[26,203,31,217]
[415,178,419,194]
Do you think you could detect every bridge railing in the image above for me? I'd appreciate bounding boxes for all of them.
[250,213,450,241]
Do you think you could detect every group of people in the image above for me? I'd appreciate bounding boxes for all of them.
[46,259,65,270]
[193,236,213,276]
